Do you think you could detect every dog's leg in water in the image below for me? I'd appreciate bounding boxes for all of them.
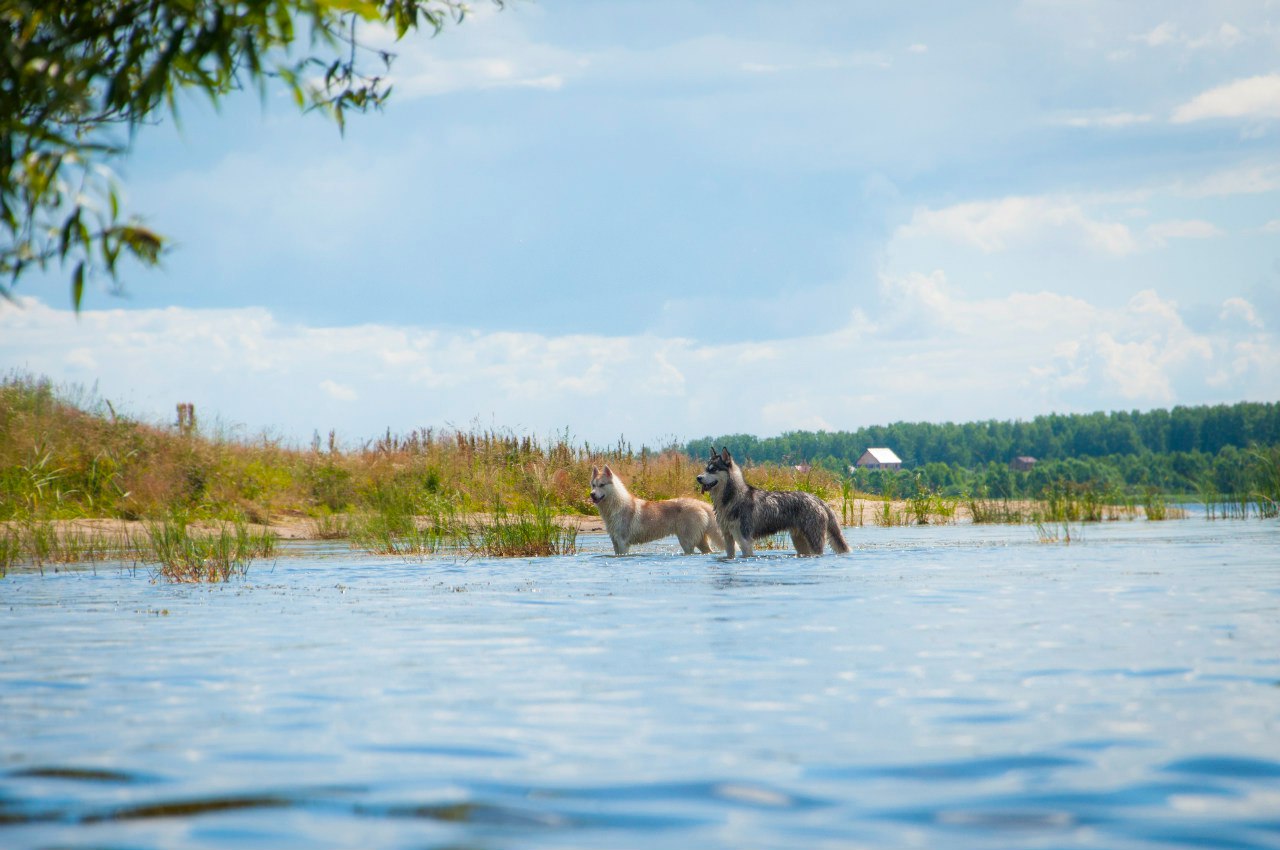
[697,534,713,554]
[790,530,814,556]
[736,534,755,558]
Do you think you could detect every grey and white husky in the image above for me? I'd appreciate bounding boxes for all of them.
[695,448,850,558]
[590,465,724,555]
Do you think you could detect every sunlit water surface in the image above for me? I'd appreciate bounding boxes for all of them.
[3,519,1279,849]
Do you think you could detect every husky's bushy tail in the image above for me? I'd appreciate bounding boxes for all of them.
[825,504,851,553]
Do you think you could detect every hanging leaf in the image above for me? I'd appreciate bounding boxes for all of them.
[71,261,85,313]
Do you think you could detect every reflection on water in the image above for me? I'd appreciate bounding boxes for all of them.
[2,519,1278,849]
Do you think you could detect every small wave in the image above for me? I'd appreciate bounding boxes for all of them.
[817,753,1084,781]
[1163,756,1280,779]
[6,766,160,784]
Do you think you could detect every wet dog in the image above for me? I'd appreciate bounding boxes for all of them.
[590,465,723,555]
[695,447,850,558]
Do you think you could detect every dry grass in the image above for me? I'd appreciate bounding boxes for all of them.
[0,375,715,565]
[4,373,1218,571]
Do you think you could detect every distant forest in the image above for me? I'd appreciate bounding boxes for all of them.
[685,402,1280,497]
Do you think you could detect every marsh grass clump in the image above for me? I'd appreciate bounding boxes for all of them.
[346,478,460,556]
[348,508,456,557]
[1034,520,1074,544]
[308,512,350,540]
[461,498,576,558]
[0,519,138,572]
[840,478,865,527]
[1249,446,1280,519]
[143,513,275,582]
[0,528,19,574]
[873,495,909,527]
[966,496,1027,524]
[907,487,958,525]
[1142,489,1171,521]
[1038,484,1104,523]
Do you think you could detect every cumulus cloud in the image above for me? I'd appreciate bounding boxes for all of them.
[3,285,1273,444]
[1172,73,1280,123]
[1220,297,1263,329]
[896,196,1138,255]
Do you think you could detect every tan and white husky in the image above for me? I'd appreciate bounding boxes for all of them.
[590,465,724,555]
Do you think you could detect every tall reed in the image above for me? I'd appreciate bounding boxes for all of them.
[1250,446,1280,519]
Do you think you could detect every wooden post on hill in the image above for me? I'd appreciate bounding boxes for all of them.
[176,403,196,436]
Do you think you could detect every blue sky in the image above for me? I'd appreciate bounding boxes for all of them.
[3,0,1278,446]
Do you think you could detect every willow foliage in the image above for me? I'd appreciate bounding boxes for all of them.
[1,0,491,309]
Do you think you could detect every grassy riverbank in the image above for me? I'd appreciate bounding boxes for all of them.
[0,374,754,572]
[8,374,1267,577]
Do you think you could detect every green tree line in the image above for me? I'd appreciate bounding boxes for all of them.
[687,402,1280,497]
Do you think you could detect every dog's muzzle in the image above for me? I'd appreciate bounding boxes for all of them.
[696,475,717,494]
[590,492,604,504]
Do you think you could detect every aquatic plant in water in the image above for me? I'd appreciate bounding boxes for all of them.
[143,514,276,582]
[0,519,139,572]
[461,498,577,558]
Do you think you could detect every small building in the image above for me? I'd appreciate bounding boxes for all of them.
[1011,456,1037,471]
[854,448,902,471]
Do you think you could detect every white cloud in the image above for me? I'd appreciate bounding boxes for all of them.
[1055,111,1153,128]
[64,348,96,369]
[1134,21,1244,51]
[320,380,358,401]
[1172,73,1280,123]
[1187,23,1243,50]
[1136,22,1178,47]
[354,8,583,98]
[1145,219,1224,244]
[896,196,1138,255]
[1173,162,1280,197]
[1220,297,1263,329]
[1261,220,1280,233]
[738,50,891,75]
[4,278,1271,444]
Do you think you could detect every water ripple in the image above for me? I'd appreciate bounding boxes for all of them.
[3,520,1278,849]
[815,753,1085,781]
[1163,756,1280,779]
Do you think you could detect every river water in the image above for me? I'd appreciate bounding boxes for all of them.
[3,518,1279,849]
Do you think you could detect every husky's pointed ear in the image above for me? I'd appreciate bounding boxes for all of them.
[591,465,600,478]
[720,447,732,463]
[603,464,614,478]
[707,447,716,460]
